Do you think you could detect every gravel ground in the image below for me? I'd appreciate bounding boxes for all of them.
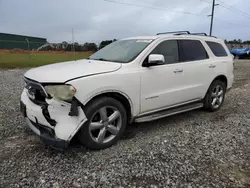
[0,61,250,188]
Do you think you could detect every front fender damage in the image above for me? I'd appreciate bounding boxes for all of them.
[46,97,87,142]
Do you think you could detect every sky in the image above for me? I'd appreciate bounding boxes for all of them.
[1,0,250,44]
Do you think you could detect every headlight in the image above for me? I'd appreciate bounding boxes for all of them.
[44,85,77,102]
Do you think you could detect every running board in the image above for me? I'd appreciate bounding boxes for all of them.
[135,103,203,123]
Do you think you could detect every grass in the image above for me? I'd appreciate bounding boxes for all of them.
[0,52,92,68]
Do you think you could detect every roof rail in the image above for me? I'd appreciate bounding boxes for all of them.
[191,33,207,36]
[190,33,217,38]
[175,32,217,38]
[156,31,190,35]
[156,31,217,38]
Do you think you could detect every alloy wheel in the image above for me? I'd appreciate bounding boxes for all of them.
[211,85,224,109]
[89,106,122,144]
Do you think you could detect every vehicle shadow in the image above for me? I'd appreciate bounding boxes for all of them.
[67,109,203,152]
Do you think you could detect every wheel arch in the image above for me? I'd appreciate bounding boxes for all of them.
[204,75,228,99]
[83,91,133,123]
[212,75,228,88]
[204,74,228,97]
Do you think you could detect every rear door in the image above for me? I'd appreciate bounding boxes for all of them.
[205,40,234,89]
[176,39,215,99]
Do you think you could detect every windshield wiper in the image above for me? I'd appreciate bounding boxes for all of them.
[95,58,109,61]
[88,58,122,63]
[88,58,110,61]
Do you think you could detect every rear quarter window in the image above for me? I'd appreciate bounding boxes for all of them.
[206,41,228,57]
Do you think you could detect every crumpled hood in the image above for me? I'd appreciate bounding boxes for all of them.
[24,59,122,83]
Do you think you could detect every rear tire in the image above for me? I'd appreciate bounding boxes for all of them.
[77,97,127,150]
[203,80,226,112]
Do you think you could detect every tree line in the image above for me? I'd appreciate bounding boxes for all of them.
[225,39,250,44]
[44,38,250,52]
[45,39,117,52]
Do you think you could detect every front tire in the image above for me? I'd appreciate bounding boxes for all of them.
[77,97,127,150]
[203,80,226,112]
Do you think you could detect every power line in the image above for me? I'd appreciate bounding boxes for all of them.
[104,0,250,31]
[200,0,250,34]
[217,0,250,18]
[104,0,206,16]
[201,0,250,19]
[218,4,250,19]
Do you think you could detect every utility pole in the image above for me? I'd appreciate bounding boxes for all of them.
[72,28,76,61]
[208,0,219,36]
[25,38,31,60]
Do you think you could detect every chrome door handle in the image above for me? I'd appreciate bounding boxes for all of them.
[209,64,216,68]
[174,69,183,73]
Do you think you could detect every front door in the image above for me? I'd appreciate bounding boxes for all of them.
[140,62,188,113]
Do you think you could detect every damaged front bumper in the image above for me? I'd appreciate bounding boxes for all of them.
[20,89,87,150]
[25,117,68,150]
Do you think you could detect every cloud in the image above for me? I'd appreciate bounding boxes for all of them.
[0,0,249,43]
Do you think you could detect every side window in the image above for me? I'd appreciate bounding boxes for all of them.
[179,40,208,62]
[206,41,228,57]
[150,40,179,64]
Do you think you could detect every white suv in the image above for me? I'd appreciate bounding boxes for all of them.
[20,31,234,150]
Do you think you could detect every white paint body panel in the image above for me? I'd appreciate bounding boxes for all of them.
[68,66,141,116]
[140,59,213,113]
[24,59,121,83]
[22,34,234,142]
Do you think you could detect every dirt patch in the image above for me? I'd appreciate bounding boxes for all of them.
[2,135,39,149]
[214,163,250,186]
[0,135,40,161]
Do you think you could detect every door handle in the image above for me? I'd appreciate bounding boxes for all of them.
[209,64,216,68]
[174,69,183,73]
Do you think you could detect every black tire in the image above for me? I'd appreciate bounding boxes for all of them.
[203,80,226,112]
[77,97,127,150]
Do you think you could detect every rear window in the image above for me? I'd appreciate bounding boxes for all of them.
[178,40,208,62]
[206,41,228,57]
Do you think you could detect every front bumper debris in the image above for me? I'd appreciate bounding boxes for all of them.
[20,89,87,150]
[26,118,68,150]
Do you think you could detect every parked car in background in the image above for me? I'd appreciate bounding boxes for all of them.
[230,47,250,59]
[20,31,234,150]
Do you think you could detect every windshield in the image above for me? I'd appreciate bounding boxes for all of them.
[89,39,153,63]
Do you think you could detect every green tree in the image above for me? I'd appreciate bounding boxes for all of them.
[99,40,115,49]
[83,43,98,52]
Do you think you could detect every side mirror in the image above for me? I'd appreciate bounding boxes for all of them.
[148,54,165,66]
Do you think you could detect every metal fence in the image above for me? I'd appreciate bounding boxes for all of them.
[226,43,250,50]
[0,40,47,51]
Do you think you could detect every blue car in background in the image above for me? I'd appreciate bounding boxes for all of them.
[230,47,250,59]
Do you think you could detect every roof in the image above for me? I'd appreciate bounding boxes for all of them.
[0,33,46,40]
[122,34,221,42]
[122,35,160,40]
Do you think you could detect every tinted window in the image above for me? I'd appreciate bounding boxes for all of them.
[179,40,208,62]
[150,40,179,64]
[206,41,228,57]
